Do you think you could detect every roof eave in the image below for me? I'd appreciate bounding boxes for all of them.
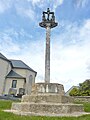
[12,67,37,74]
[0,57,11,62]
[6,76,26,79]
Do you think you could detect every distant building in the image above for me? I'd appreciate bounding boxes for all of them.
[65,86,79,96]
[0,53,37,96]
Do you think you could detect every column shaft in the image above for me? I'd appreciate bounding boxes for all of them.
[45,26,50,83]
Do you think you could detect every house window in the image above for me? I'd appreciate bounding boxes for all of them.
[29,75,33,85]
[12,80,17,88]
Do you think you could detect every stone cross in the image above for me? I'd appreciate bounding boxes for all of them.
[39,8,58,83]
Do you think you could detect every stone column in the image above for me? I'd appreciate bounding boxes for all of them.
[45,24,50,83]
[39,8,58,84]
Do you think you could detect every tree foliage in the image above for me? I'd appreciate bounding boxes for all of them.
[69,80,90,96]
[69,88,79,96]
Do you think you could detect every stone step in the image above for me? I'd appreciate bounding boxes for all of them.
[22,94,74,103]
[12,102,84,114]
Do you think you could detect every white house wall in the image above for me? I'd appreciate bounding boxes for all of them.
[12,68,36,94]
[0,59,11,95]
[5,78,25,95]
[12,68,36,83]
[26,69,36,94]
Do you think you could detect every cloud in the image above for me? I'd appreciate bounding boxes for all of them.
[74,0,89,8]
[33,19,90,90]
[0,28,29,54]
[0,0,13,13]
[50,19,90,88]
[28,0,43,4]
[27,0,64,11]
[0,32,20,53]
[50,0,64,11]
[0,0,36,20]
[1,19,90,91]
[0,0,63,21]
[16,7,35,21]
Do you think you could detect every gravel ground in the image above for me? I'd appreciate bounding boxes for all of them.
[0,95,20,101]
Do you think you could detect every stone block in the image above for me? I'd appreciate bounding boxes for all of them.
[31,83,65,95]
[12,102,84,114]
[22,94,74,103]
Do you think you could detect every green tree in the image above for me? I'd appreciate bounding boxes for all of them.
[69,88,80,96]
[69,80,90,96]
[79,80,90,96]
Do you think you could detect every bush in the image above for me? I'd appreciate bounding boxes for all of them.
[69,80,90,96]
[69,88,80,96]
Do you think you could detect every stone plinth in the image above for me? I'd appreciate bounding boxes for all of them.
[31,83,65,95]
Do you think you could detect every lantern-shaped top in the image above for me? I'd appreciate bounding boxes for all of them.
[39,8,58,28]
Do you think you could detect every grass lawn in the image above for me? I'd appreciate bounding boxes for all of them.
[74,101,90,112]
[0,100,90,120]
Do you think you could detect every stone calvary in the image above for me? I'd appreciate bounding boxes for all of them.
[10,8,86,116]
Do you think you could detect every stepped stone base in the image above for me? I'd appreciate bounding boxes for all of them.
[11,83,85,116]
[12,102,84,114]
[11,94,84,115]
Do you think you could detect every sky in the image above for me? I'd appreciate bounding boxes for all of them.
[0,0,90,91]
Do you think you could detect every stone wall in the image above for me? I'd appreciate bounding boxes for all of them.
[73,96,90,102]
